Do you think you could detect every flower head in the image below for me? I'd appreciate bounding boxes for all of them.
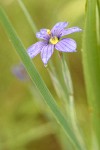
[12,63,29,81]
[27,22,82,66]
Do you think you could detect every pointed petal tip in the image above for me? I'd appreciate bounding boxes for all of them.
[51,22,69,36]
[60,27,82,37]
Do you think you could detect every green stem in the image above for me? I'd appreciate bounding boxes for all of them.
[17,0,38,33]
[61,54,86,149]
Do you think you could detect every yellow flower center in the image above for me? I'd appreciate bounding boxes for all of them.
[47,29,51,35]
[46,29,59,45]
[49,36,59,45]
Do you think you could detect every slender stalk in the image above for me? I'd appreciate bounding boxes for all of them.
[61,54,86,149]
[17,0,38,33]
[48,61,69,102]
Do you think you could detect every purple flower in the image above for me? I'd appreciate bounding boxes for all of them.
[27,22,82,66]
[12,63,29,81]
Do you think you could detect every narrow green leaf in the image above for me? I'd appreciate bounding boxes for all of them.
[17,0,38,33]
[0,7,83,150]
[82,0,100,147]
[97,0,100,19]
[97,0,100,46]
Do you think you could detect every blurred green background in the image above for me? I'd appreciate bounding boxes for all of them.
[0,0,90,150]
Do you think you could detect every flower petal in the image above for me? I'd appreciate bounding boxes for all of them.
[51,22,68,32]
[60,27,82,37]
[36,28,50,40]
[27,41,47,58]
[55,38,76,52]
[40,29,48,34]
[51,22,68,37]
[41,44,54,65]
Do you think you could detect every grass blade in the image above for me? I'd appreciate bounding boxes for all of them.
[17,0,38,33]
[82,0,100,148]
